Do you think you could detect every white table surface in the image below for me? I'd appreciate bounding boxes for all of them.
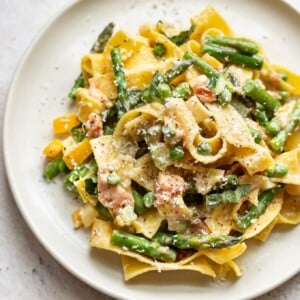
[1,1,300,299]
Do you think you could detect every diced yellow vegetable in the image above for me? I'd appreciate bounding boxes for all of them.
[63,138,92,169]
[53,113,80,134]
[201,53,223,70]
[72,209,83,229]
[42,139,63,158]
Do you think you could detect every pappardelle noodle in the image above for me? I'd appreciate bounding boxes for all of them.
[43,7,300,281]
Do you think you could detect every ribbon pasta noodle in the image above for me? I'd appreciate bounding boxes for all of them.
[43,6,300,281]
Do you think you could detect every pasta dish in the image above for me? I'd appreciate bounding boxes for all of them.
[42,7,300,281]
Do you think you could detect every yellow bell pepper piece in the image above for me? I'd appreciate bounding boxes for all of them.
[42,139,63,158]
[72,209,83,229]
[53,113,80,134]
[63,138,92,169]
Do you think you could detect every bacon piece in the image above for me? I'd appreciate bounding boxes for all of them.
[155,173,188,206]
[86,112,103,138]
[98,169,134,215]
[190,75,216,103]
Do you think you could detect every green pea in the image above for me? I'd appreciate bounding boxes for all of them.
[248,127,263,143]
[153,43,166,57]
[197,142,212,155]
[157,83,171,98]
[265,162,288,177]
[143,192,156,208]
[171,82,191,98]
[162,124,176,138]
[169,145,185,160]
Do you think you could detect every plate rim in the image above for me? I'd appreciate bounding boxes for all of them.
[2,0,300,299]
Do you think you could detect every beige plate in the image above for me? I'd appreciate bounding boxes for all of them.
[3,0,300,299]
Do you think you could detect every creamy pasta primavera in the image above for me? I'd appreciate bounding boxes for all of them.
[42,7,300,281]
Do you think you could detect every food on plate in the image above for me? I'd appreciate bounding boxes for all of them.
[42,6,300,281]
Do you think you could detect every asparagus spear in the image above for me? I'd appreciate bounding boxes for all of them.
[153,232,242,250]
[68,74,84,100]
[44,156,68,180]
[205,184,250,207]
[269,100,300,152]
[204,36,259,55]
[96,202,113,221]
[111,230,177,262]
[110,48,128,117]
[64,164,90,191]
[91,22,115,53]
[254,105,269,126]
[162,59,194,83]
[132,188,147,214]
[243,80,281,115]
[184,52,237,105]
[68,23,115,100]
[202,43,264,70]
[144,59,193,103]
[266,118,280,135]
[183,51,219,78]
[236,188,280,230]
